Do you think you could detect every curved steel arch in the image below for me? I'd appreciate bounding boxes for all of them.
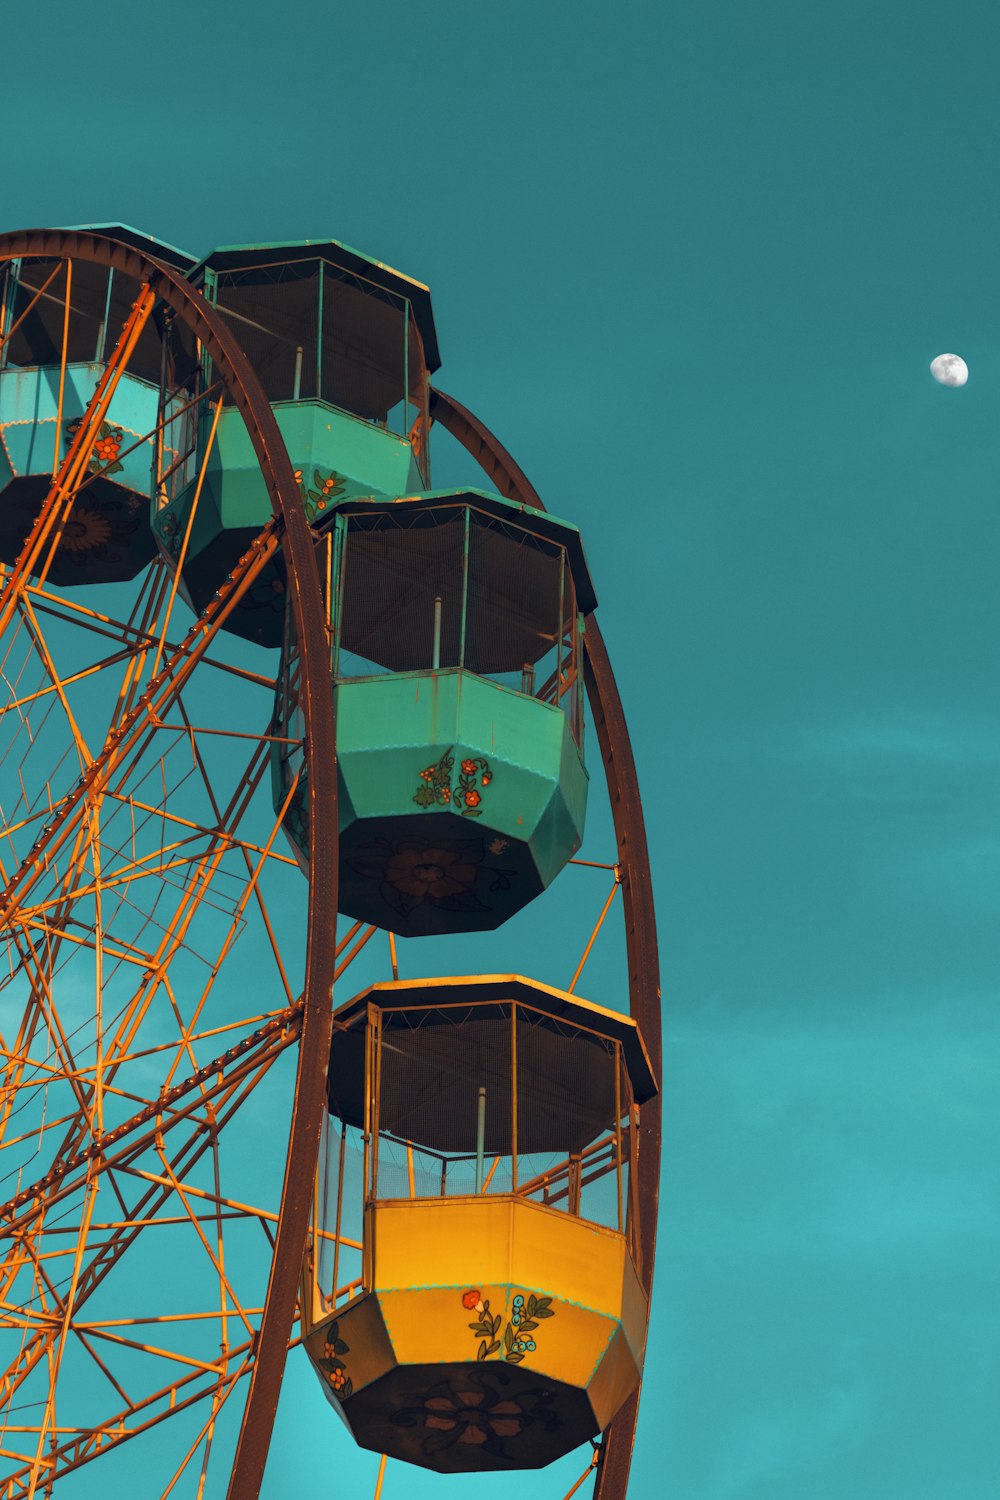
[0,229,338,1499]
[429,386,662,1500]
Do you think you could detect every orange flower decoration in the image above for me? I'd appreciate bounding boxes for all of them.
[464,789,481,808]
[461,1289,481,1310]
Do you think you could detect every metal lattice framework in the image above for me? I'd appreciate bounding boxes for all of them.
[0,231,659,1500]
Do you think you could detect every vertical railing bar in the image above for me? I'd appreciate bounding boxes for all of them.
[556,547,565,710]
[371,1010,382,1202]
[154,289,169,507]
[332,1120,346,1304]
[52,259,72,478]
[459,507,470,669]
[510,1003,518,1193]
[402,296,409,440]
[98,265,113,363]
[0,260,13,369]
[475,1086,486,1193]
[363,1005,373,1205]
[614,1041,623,1234]
[316,260,324,400]
[332,517,348,679]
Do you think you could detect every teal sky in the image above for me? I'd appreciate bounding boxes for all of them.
[5,1,1000,1496]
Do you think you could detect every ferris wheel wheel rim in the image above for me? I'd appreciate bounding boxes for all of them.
[0,226,339,1499]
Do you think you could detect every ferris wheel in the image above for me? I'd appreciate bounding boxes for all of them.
[0,227,660,1499]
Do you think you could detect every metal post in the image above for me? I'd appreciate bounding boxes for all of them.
[568,1153,582,1216]
[293,346,303,402]
[475,1086,486,1193]
[432,596,442,670]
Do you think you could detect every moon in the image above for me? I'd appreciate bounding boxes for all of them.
[930,353,969,387]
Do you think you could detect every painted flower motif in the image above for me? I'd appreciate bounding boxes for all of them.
[488,837,508,856]
[423,1388,525,1447]
[385,846,478,901]
[462,1289,484,1311]
[413,747,493,818]
[323,1325,349,1361]
[391,1375,561,1461]
[299,466,347,522]
[347,836,497,919]
[65,417,126,476]
[61,508,112,553]
[318,1319,353,1399]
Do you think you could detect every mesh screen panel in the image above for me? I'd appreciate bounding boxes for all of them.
[316,1120,366,1308]
[213,262,319,404]
[6,259,113,370]
[377,1010,514,1155]
[465,513,564,675]
[515,1009,617,1157]
[104,268,169,385]
[338,509,465,674]
[374,1003,618,1156]
[321,270,406,421]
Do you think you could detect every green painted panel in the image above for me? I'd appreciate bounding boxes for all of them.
[272,668,589,933]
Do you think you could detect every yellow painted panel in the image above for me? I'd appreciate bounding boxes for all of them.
[587,1324,642,1431]
[619,1251,649,1366]
[369,1198,635,1318]
[369,1198,515,1290]
[510,1199,627,1318]
[380,1285,513,1365]
[507,1294,616,1390]
[378,1282,615,1393]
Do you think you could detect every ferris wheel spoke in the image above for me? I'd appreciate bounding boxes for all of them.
[0,1006,301,1233]
[0,1040,294,1447]
[0,525,280,932]
[0,1337,256,1499]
